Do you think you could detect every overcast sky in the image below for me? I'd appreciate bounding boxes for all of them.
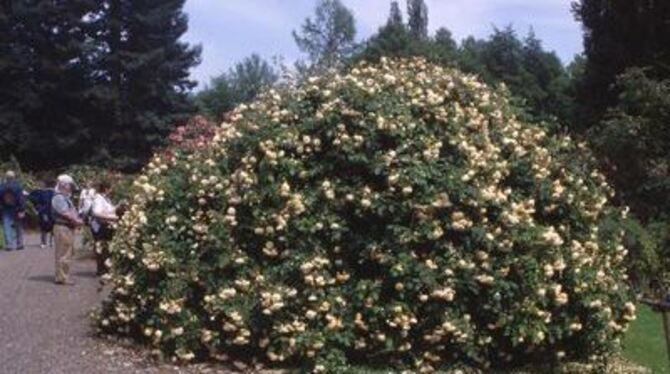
[183,0,583,89]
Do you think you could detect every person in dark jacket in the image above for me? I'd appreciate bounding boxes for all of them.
[28,179,56,248]
[0,171,26,251]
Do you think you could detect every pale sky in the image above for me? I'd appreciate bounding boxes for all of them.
[183,0,583,88]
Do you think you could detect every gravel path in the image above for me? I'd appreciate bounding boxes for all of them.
[0,233,240,374]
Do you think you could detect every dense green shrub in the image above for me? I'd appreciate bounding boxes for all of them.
[98,58,635,372]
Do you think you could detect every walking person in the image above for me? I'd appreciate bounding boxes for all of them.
[28,180,56,248]
[0,171,26,251]
[90,180,118,275]
[52,175,84,285]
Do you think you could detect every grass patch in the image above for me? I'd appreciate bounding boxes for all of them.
[624,304,669,373]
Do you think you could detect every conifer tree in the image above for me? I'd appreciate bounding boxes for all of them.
[99,0,201,169]
[388,1,403,26]
[358,1,416,61]
[407,0,429,40]
[0,0,200,170]
[573,0,670,124]
[433,27,458,64]
[0,1,27,159]
[0,0,101,167]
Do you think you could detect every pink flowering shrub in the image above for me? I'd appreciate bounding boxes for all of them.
[165,115,219,156]
[98,59,634,372]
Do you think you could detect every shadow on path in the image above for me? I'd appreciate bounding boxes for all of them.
[73,270,98,279]
[27,274,55,283]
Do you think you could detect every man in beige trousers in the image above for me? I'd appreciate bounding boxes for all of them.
[52,175,84,285]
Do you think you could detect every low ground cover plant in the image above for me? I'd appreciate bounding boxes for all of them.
[98,58,635,372]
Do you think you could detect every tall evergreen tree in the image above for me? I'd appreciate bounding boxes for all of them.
[521,30,573,122]
[293,0,356,73]
[358,1,421,62]
[0,0,199,170]
[432,27,458,64]
[99,0,201,170]
[457,36,488,76]
[0,1,28,160]
[480,26,527,87]
[1,0,101,167]
[388,0,403,27]
[573,0,670,124]
[407,0,429,41]
[456,27,572,123]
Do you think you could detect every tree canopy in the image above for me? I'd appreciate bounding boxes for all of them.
[293,0,357,74]
[572,0,670,124]
[0,0,200,170]
[196,54,278,120]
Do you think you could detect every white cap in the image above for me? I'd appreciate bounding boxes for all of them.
[5,170,16,179]
[57,174,79,189]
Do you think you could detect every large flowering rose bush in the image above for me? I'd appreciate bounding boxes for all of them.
[98,58,635,372]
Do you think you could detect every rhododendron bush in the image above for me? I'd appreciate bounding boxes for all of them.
[98,58,635,372]
[166,115,220,155]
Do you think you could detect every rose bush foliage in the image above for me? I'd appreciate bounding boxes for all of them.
[98,58,635,372]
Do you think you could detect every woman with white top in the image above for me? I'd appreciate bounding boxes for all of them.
[90,180,118,275]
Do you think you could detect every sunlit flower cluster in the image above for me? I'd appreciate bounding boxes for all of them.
[98,58,633,372]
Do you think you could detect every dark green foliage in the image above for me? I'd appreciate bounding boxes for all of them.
[572,0,670,125]
[572,2,670,293]
[616,217,670,292]
[227,54,278,104]
[0,0,200,171]
[457,36,488,76]
[195,77,235,121]
[357,2,457,66]
[589,69,670,292]
[0,0,101,168]
[94,0,201,171]
[388,0,403,27]
[196,54,278,120]
[591,68,670,219]
[406,0,429,41]
[293,0,357,73]
[474,26,528,87]
[357,3,420,61]
[432,28,458,64]
[459,27,574,123]
[0,1,26,161]
[519,31,574,123]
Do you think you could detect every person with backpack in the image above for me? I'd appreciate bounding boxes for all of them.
[0,171,26,251]
[28,179,56,248]
[90,180,119,275]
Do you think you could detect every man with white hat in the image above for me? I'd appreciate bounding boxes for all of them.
[52,174,84,285]
[0,170,26,251]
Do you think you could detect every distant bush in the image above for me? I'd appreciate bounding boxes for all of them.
[165,115,219,156]
[98,58,634,372]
